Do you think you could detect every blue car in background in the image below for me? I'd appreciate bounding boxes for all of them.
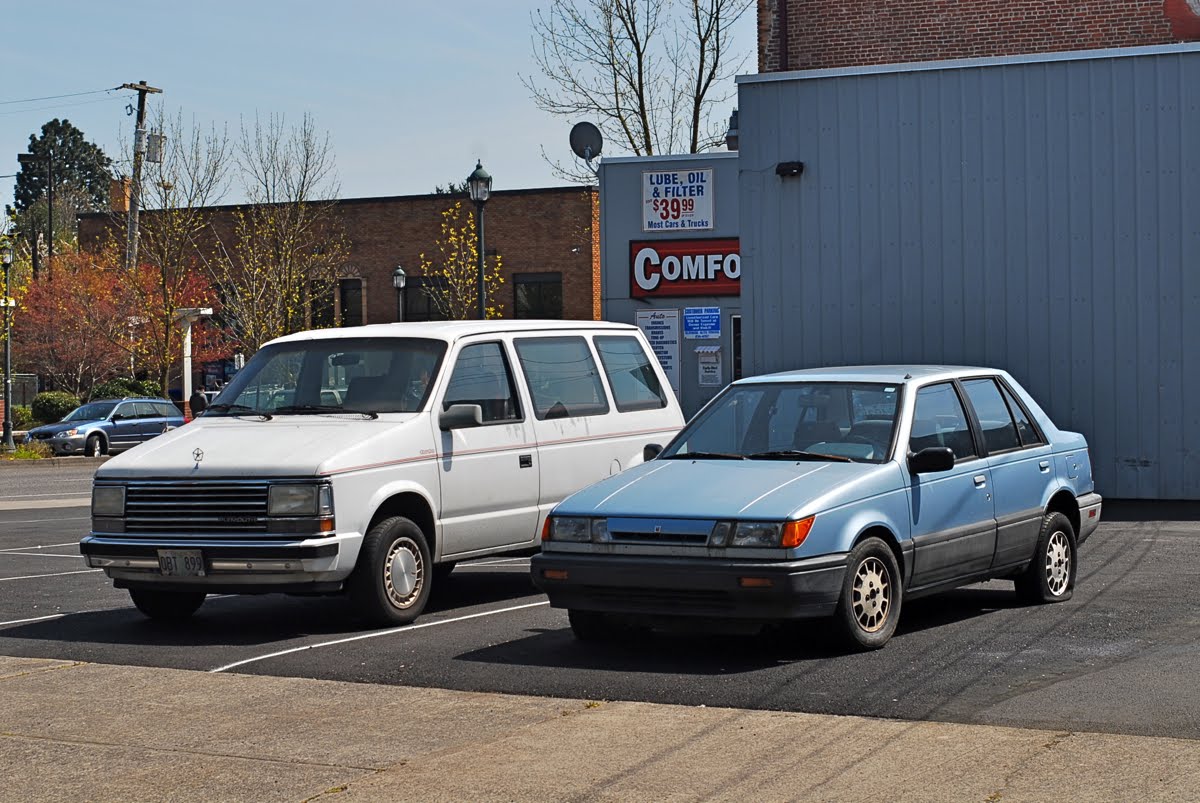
[533,366,1102,650]
[25,398,184,457]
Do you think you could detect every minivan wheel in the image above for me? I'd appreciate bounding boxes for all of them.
[85,434,104,457]
[349,516,432,627]
[832,537,902,650]
[1015,512,1076,604]
[129,589,206,621]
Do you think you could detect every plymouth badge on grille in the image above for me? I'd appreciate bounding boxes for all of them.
[192,448,204,463]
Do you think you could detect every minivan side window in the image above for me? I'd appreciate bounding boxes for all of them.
[514,336,610,420]
[443,342,522,424]
[594,336,667,413]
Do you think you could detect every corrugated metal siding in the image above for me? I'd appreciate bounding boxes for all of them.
[740,49,1200,499]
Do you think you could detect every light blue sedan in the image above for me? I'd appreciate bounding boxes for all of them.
[532,366,1102,649]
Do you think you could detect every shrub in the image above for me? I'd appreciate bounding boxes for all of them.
[12,405,33,430]
[88,378,162,401]
[31,391,80,424]
[3,441,53,460]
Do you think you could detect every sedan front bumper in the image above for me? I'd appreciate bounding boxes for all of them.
[531,551,848,621]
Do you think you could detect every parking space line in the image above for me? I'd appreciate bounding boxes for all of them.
[0,500,91,511]
[0,569,101,582]
[0,613,67,628]
[461,557,532,568]
[0,542,82,552]
[209,600,551,674]
[0,552,84,559]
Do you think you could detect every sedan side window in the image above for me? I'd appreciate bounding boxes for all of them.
[961,378,1021,454]
[1000,383,1044,447]
[134,402,159,419]
[910,383,977,461]
[113,403,135,420]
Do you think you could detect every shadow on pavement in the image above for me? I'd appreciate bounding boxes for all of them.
[1102,499,1200,522]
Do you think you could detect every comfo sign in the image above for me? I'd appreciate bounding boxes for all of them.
[630,238,740,298]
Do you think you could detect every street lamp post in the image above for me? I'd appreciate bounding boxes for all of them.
[392,265,407,322]
[2,242,15,451]
[467,161,492,320]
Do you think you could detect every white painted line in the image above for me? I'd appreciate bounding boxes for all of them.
[0,569,101,582]
[2,492,92,499]
[210,600,550,674]
[461,557,532,567]
[0,516,88,524]
[0,613,66,628]
[0,542,81,552]
[0,552,82,559]
[0,500,91,511]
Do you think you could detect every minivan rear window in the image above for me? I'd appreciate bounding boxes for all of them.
[514,336,610,420]
[594,336,667,413]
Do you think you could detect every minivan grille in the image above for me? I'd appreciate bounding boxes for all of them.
[123,481,270,534]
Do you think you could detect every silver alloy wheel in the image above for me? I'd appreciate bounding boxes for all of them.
[88,437,101,457]
[1045,530,1071,596]
[383,536,424,609]
[852,556,891,633]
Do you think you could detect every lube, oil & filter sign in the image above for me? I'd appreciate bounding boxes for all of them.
[642,169,713,231]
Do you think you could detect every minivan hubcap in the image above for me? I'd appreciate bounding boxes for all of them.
[853,557,891,632]
[1045,531,1071,596]
[384,537,423,609]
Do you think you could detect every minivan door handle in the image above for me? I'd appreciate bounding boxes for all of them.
[519,454,533,469]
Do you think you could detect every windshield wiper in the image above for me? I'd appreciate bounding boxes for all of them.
[664,451,747,460]
[205,403,272,420]
[746,449,854,463]
[273,404,379,420]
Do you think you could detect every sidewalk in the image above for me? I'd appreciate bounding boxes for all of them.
[2,656,1197,802]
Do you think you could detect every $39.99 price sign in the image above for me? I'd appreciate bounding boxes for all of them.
[642,169,714,231]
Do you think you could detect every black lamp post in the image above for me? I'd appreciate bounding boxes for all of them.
[392,265,407,322]
[2,241,15,451]
[467,160,492,320]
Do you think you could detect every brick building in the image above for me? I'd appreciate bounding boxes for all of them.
[80,186,600,328]
[757,0,1200,72]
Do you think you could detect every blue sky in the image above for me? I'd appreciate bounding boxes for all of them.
[1,1,755,214]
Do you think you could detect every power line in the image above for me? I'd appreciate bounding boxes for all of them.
[0,87,120,106]
[0,96,122,117]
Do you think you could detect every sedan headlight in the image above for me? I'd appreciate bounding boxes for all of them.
[731,521,782,547]
[92,486,126,517]
[548,516,592,542]
[268,484,333,517]
[56,429,78,438]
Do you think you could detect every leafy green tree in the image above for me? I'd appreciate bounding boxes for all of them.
[14,119,112,213]
[432,179,469,195]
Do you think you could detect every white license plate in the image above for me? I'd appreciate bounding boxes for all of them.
[157,549,206,577]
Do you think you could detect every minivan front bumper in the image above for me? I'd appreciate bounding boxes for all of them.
[531,551,848,620]
[79,534,355,593]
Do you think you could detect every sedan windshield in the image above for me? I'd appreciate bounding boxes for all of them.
[213,337,447,416]
[661,381,901,464]
[63,402,118,422]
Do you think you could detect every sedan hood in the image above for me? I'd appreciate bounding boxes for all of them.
[555,457,903,521]
[95,415,421,479]
[27,420,97,436]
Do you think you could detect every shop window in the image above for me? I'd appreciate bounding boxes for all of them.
[339,278,364,327]
[514,272,563,319]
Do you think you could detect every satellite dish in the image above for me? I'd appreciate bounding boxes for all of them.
[569,122,603,164]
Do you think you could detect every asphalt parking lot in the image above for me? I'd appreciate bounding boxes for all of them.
[2,462,1198,742]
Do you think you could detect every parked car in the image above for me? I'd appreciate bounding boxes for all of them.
[81,321,685,624]
[533,366,1102,650]
[25,398,184,457]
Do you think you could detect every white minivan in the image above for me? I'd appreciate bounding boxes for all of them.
[82,321,684,624]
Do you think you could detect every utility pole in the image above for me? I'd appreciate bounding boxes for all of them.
[121,81,162,271]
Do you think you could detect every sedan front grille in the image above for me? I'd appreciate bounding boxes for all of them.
[608,530,710,546]
[123,481,270,534]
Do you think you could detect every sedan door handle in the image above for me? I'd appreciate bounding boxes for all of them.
[973,475,987,488]
[1039,461,1051,473]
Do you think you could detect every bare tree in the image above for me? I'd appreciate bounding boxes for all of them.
[418,201,505,320]
[207,113,349,353]
[524,0,751,180]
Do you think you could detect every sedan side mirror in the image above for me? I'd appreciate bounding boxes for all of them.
[439,403,483,431]
[643,443,663,462]
[908,446,955,474]
[110,413,124,422]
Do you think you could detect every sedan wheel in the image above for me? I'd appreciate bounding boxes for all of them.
[833,536,902,650]
[852,557,891,633]
[1015,511,1077,604]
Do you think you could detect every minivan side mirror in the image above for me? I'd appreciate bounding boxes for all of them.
[439,403,483,431]
[908,446,955,474]
[643,443,663,462]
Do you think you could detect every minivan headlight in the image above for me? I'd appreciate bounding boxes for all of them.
[92,486,126,517]
[730,521,781,547]
[268,484,333,516]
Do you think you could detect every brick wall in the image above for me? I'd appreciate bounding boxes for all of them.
[759,0,1199,72]
[80,186,601,330]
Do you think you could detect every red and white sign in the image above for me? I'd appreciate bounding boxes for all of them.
[630,238,740,298]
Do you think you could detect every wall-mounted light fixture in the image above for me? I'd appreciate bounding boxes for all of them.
[776,161,804,178]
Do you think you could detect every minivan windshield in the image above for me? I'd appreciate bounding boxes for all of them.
[213,337,447,416]
[661,381,901,464]
[63,402,118,422]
